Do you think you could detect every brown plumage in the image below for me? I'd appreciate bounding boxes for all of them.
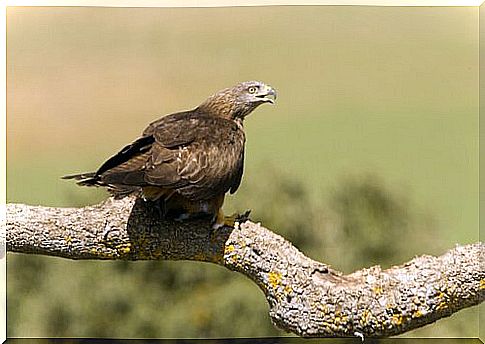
[63,81,277,227]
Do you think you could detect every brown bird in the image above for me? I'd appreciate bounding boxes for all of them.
[63,81,277,228]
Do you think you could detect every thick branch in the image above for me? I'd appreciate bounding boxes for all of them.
[5,196,484,337]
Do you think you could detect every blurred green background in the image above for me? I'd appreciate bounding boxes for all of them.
[6,5,480,338]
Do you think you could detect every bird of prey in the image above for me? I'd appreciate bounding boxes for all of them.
[63,81,277,228]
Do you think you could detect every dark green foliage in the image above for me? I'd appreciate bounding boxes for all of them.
[325,176,440,271]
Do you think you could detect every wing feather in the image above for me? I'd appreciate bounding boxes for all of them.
[145,114,245,201]
[91,111,245,201]
[96,136,154,176]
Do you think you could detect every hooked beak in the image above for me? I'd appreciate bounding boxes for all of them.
[256,85,277,104]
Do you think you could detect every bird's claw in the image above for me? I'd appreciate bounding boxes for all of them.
[235,209,251,223]
[211,210,251,239]
[211,213,237,231]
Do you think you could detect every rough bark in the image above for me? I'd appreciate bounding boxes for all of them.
[5,196,484,338]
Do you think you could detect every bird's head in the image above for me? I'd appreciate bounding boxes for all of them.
[197,81,277,120]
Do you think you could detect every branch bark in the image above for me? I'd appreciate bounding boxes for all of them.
[5,196,484,337]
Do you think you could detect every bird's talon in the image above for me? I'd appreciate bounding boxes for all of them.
[211,213,238,243]
[211,222,224,230]
[212,209,251,231]
[223,213,239,228]
[236,209,251,223]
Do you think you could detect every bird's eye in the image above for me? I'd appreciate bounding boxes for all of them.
[248,86,257,94]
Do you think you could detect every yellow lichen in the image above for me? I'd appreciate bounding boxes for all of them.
[391,314,404,326]
[436,290,449,311]
[119,246,131,254]
[361,309,372,325]
[480,279,485,290]
[284,285,293,294]
[319,304,329,314]
[412,310,423,318]
[223,253,241,267]
[95,250,114,258]
[335,315,348,325]
[268,271,282,289]
[64,236,72,245]
[116,243,131,255]
[373,285,383,295]
[437,301,448,311]
[224,245,235,254]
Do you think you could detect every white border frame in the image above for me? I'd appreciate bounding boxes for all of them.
[1,1,481,342]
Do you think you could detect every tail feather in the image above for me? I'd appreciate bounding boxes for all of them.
[62,172,96,180]
[62,171,140,198]
[62,172,99,187]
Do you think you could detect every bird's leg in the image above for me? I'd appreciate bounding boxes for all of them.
[209,208,228,241]
[210,194,230,230]
[212,209,251,230]
[210,209,250,241]
[212,208,232,230]
[210,193,251,231]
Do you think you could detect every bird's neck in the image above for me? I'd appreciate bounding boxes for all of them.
[197,93,236,120]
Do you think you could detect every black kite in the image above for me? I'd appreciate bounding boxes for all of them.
[63,81,277,228]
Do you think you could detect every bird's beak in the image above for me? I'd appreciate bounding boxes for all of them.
[257,85,277,104]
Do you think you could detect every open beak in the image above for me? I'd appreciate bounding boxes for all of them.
[256,85,277,104]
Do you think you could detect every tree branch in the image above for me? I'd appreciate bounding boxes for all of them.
[5,196,484,337]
